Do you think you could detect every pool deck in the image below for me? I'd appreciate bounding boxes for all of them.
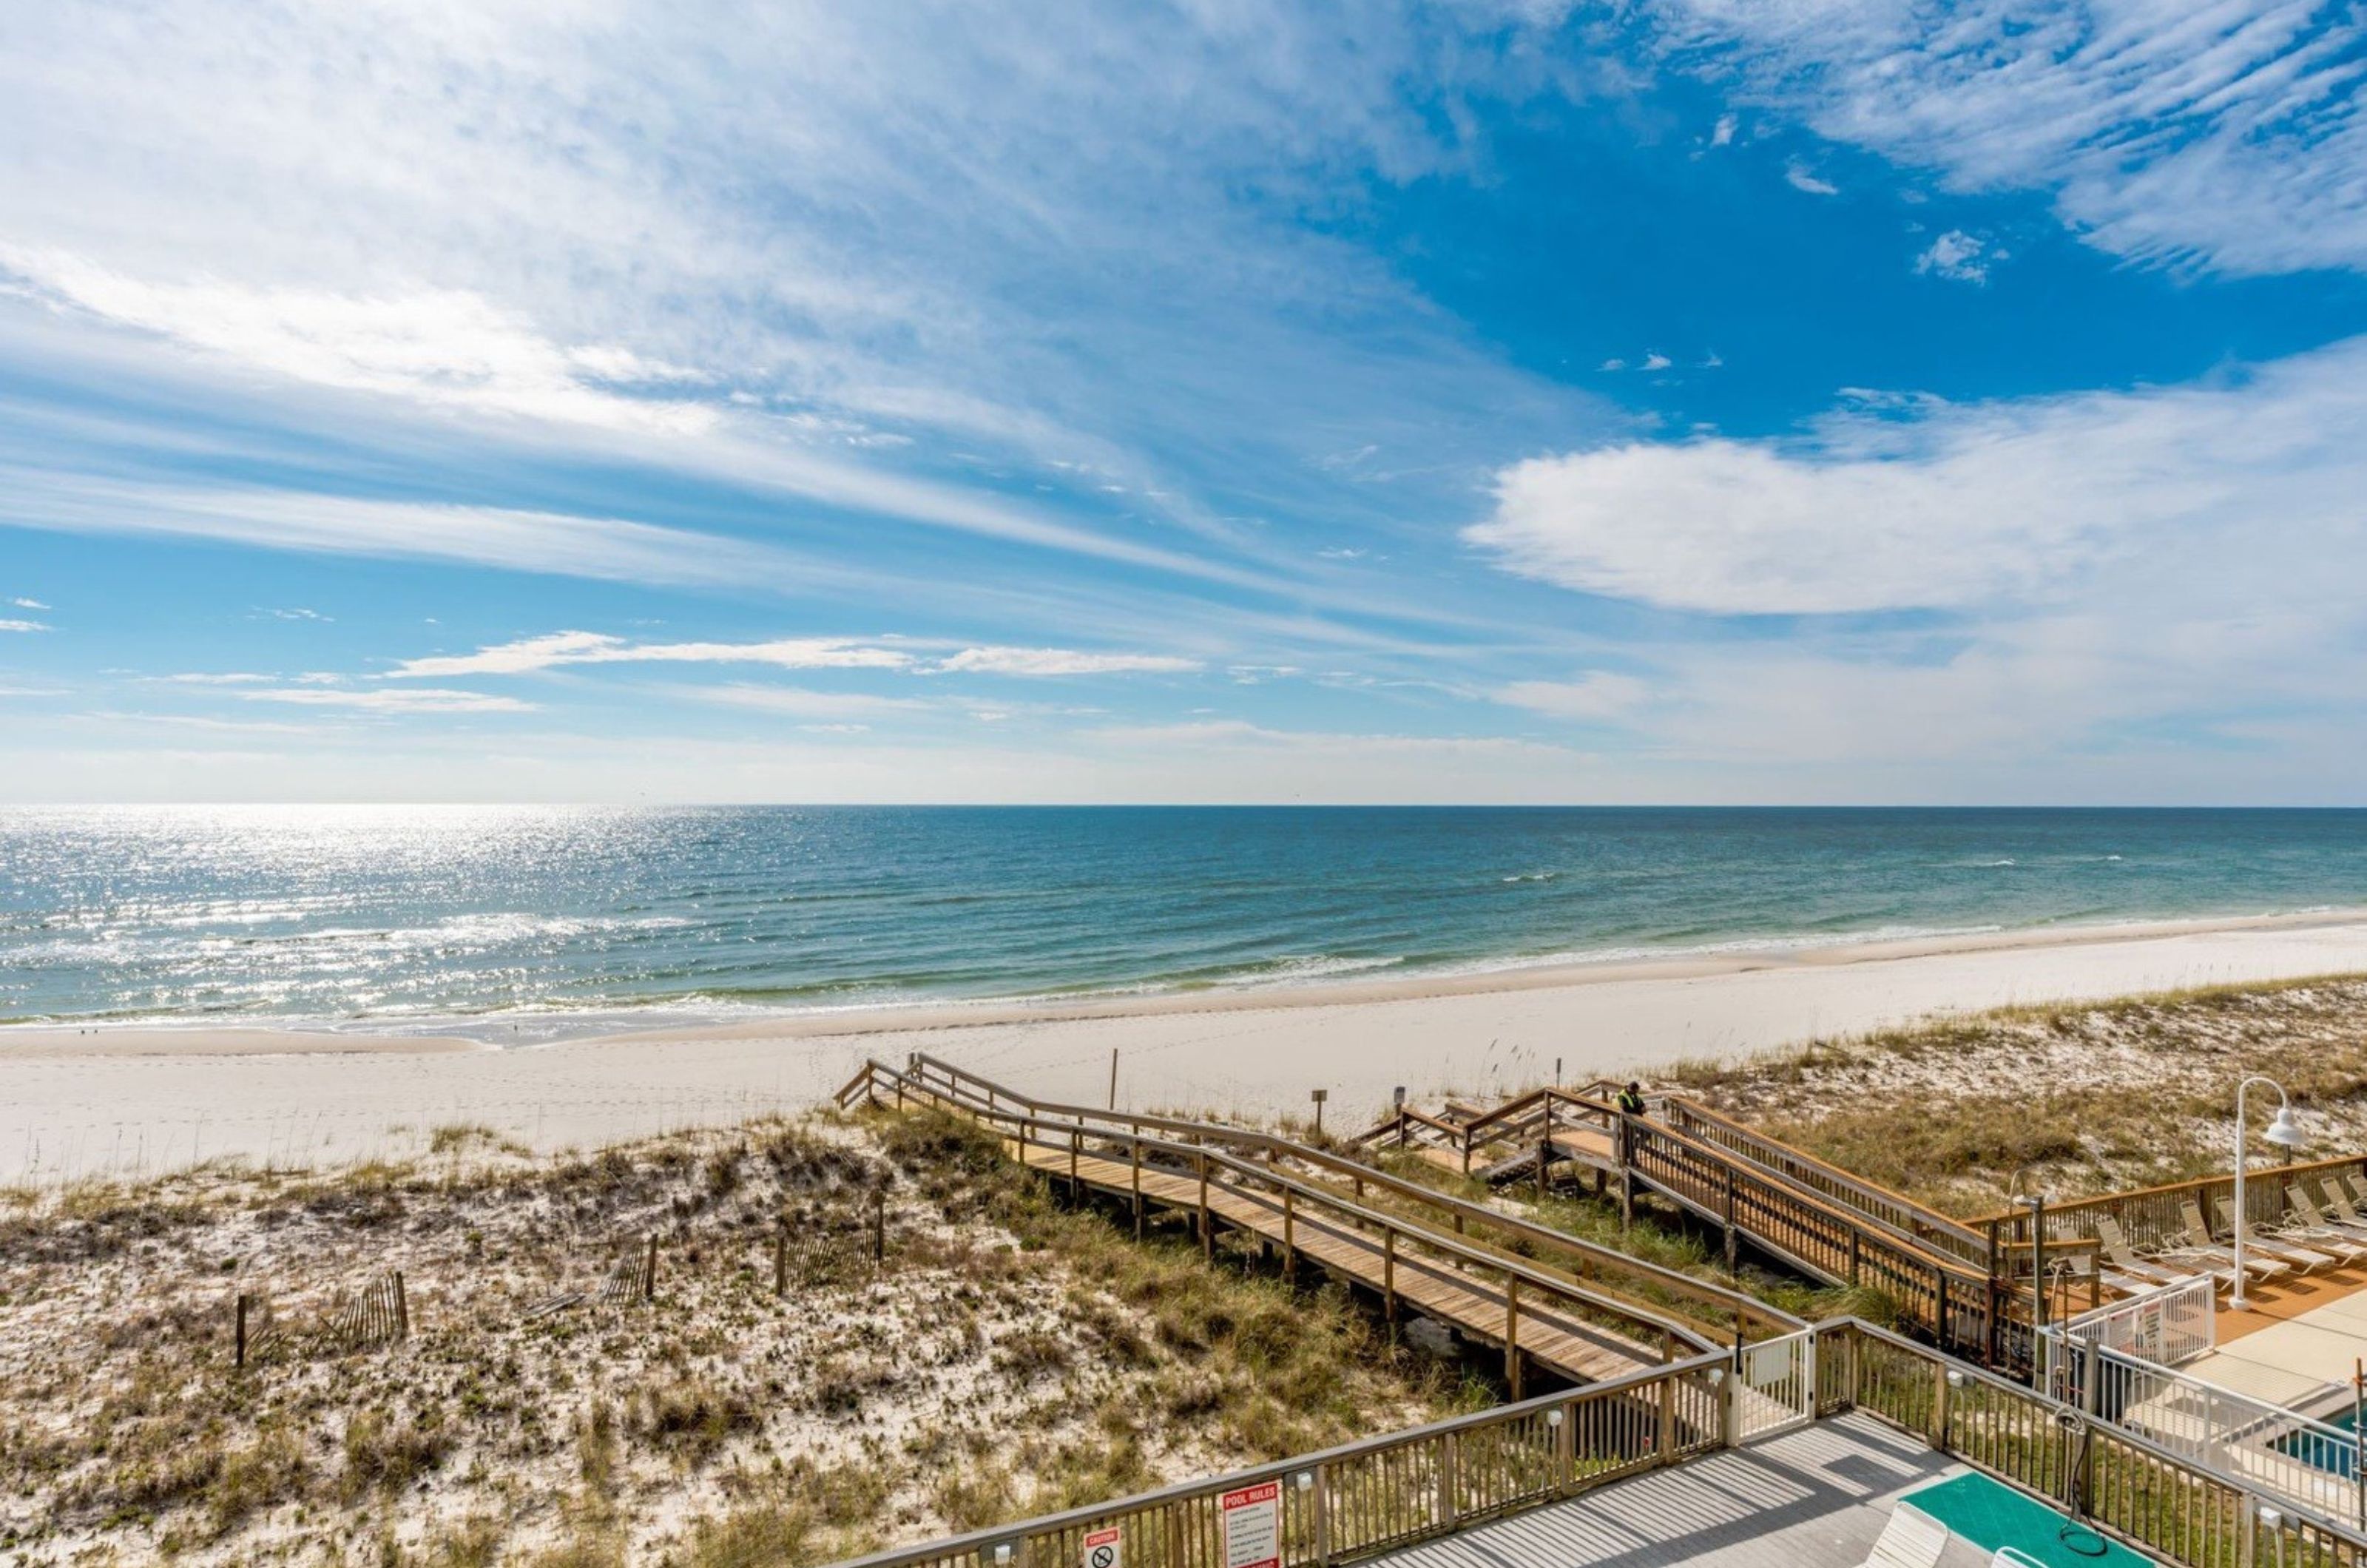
[1374,1413,2002,1568]
[2192,1264,2367,1408]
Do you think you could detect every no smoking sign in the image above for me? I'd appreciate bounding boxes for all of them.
[1081,1524,1122,1568]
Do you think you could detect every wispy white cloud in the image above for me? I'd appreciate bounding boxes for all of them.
[0,254,715,435]
[680,684,936,719]
[1494,673,1652,720]
[9,597,46,610]
[237,686,533,714]
[1915,230,1995,285]
[0,474,799,589]
[1640,352,1673,371]
[1652,0,2367,277]
[0,618,49,633]
[388,632,914,680]
[936,646,1202,677]
[1784,162,1838,196]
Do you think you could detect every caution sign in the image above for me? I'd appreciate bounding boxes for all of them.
[1081,1524,1122,1568]
[1220,1481,1280,1568]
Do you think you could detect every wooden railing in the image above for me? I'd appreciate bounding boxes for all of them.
[868,1054,1803,1342]
[839,1058,1727,1376]
[1614,1112,2018,1367]
[1661,1096,1993,1268]
[825,1350,1730,1568]
[1976,1153,2367,1257]
[825,1318,2367,1568]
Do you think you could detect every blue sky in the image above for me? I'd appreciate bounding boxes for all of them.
[4,0,2366,803]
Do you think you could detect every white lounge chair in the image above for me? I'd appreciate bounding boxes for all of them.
[1864,1502,1951,1568]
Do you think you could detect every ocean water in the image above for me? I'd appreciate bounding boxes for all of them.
[1,805,2363,1037]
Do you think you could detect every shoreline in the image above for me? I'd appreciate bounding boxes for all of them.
[6,904,2365,1061]
[7,908,2367,1183]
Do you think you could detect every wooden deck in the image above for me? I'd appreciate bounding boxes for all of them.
[1019,1139,1669,1384]
[1371,1413,1990,1568]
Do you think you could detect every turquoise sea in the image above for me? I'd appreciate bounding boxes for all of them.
[1,806,2363,1037]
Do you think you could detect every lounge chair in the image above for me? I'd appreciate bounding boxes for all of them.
[2177,1197,2297,1281]
[1993,1550,2048,1568]
[2093,1212,2232,1291]
[2280,1183,2367,1260]
[2205,1194,2334,1273]
[2338,1169,2367,1212]
[2320,1174,2367,1230]
[1863,1502,1951,1568]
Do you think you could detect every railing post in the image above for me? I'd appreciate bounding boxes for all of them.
[1723,1166,1738,1275]
[1658,1368,1678,1466]
[1383,1227,1398,1341]
[2238,1493,2258,1568]
[1555,1396,1576,1495]
[1166,1507,1185,1568]
[1312,1459,1330,1567]
[1439,1432,1457,1524]
[1283,1185,1296,1284]
[1070,1125,1080,1192]
[1198,1152,1212,1260]
[1505,1277,1522,1399]
[1132,1135,1144,1240]
[1931,1359,1951,1447]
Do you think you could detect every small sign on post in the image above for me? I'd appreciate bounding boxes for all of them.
[1220,1481,1280,1568]
[1081,1523,1122,1568]
[1309,1088,1328,1135]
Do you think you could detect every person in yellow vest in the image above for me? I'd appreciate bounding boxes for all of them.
[1615,1081,1646,1118]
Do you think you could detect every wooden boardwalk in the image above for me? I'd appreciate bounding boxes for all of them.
[1018,1139,1670,1385]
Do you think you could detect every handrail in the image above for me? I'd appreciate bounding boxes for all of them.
[1416,1083,1992,1274]
[854,1058,1726,1359]
[885,1052,1803,1337]
[825,1347,1732,1568]
[1972,1151,2367,1254]
[1661,1095,1992,1264]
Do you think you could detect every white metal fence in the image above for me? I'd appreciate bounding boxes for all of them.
[1733,1328,1816,1442]
[2059,1274,2217,1369]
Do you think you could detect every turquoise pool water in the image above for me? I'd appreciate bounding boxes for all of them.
[1903,1473,2153,1567]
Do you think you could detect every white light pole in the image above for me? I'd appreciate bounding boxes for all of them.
[2231,1075,2307,1311]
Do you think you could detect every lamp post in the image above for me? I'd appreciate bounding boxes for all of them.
[2231,1075,2307,1311]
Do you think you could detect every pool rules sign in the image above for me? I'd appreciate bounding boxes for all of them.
[1080,1524,1121,1568]
[1220,1481,1280,1568]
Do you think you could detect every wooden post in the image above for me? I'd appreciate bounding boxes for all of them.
[1723,1166,1738,1275]
[1108,1047,1119,1111]
[1070,1125,1080,1193]
[1621,1166,1635,1231]
[1198,1152,1212,1260]
[1383,1228,1398,1339]
[1130,1136,1144,1240]
[1505,1277,1522,1399]
[234,1293,249,1369]
[1934,1268,1951,1355]
[642,1234,658,1302]
[1311,1461,1331,1567]
[773,1222,789,1295]
[393,1271,408,1340]
[1439,1433,1457,1524]
[1311,1087,1327,1135]
[1848,1228,1862,1286]
[1931,1359,1951,1446]
[1658,1369,1678,1465]
[1283,1186,1297,1284]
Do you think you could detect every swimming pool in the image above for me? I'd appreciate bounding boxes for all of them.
[1903,1473,2153,1567]
[2275,1404,2363,1479]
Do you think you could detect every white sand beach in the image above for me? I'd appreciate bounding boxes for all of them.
[6,910,2367,1184]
